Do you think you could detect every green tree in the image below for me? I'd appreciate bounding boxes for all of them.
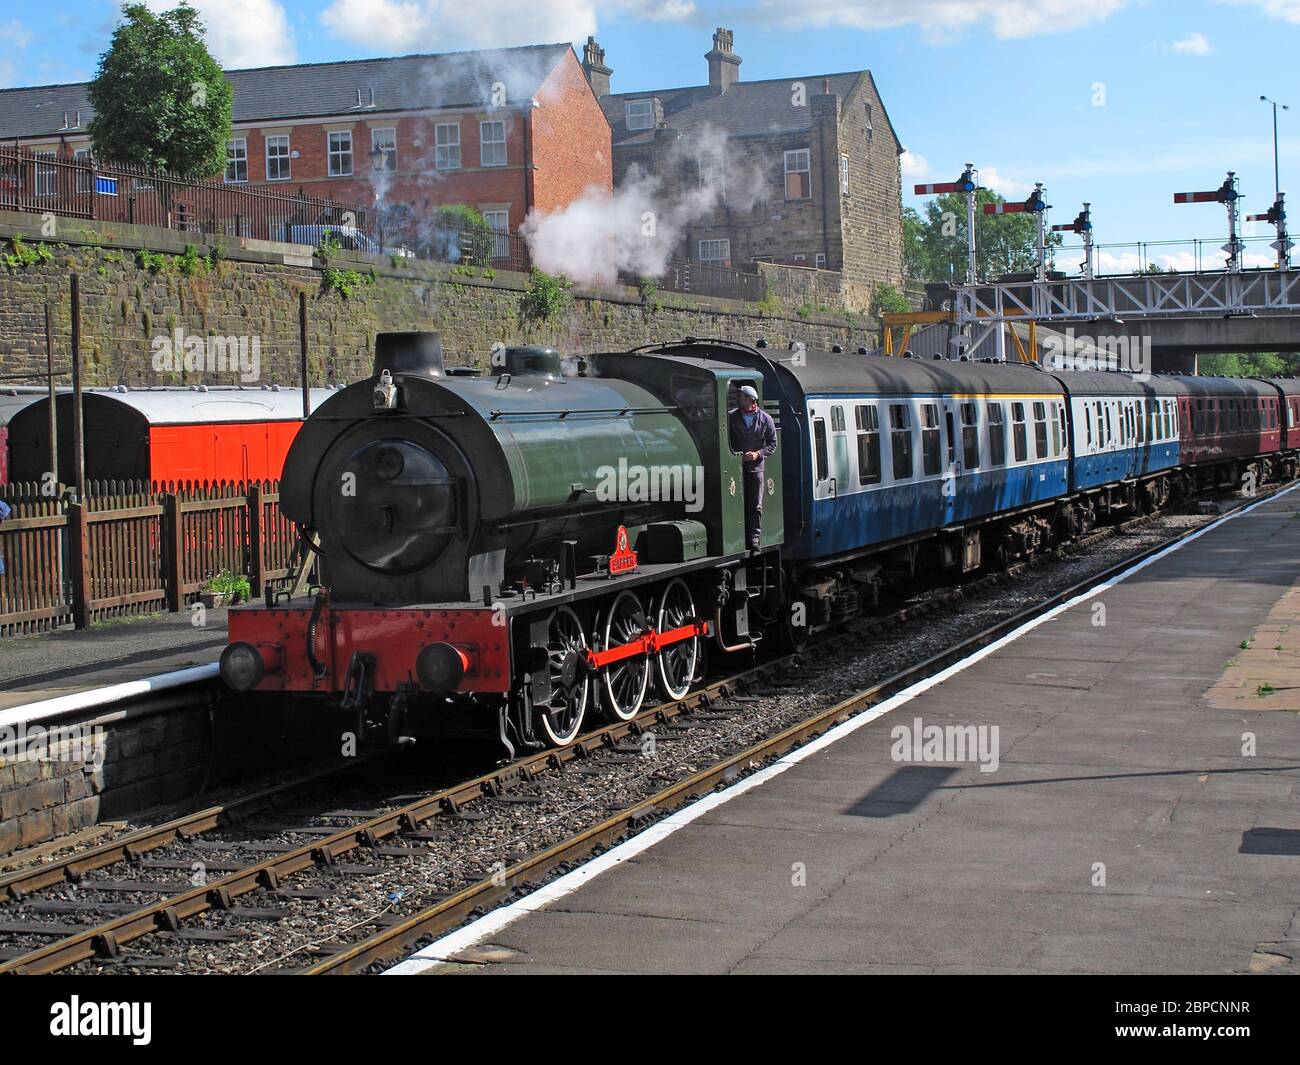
[904,189,1062,284]
[88,3,233,178]
[1199,352,1298,377]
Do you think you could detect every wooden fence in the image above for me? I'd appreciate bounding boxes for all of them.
[0,479,296,636]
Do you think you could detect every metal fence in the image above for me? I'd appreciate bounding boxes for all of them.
[640,259,768,302]
[0,145,367,242]
[0,479,296,636]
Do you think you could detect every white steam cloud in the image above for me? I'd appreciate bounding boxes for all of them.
[523,124,769,285]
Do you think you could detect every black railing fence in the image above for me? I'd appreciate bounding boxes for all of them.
[0,146,366,242]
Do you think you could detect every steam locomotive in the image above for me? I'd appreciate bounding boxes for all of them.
[220,332,1300,752]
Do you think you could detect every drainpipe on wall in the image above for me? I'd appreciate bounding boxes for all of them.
[523,103,535,219]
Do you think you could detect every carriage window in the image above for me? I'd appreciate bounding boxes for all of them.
[1104,406,1113,445]
[920,404,941,476]
[1050,402,1062,455]
[813,418,828,481]
[890,404,913,481]
[960,401,980,469]
[1032,401,1048,458]
[1166,401,1174,438]
[1084,405,1092,447]
[855,404,881,486]
[1010,402,1027,462]
[987,402,1006,465]
[831,405,846,432]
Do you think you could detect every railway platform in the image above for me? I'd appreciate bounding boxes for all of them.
[404,489,1300,975]
[0,609,226,714]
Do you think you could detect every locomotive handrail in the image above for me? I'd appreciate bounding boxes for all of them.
[487,405,679,420]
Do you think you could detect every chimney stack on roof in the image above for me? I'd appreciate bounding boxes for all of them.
[581,36,612,98]
[706,27,740,94]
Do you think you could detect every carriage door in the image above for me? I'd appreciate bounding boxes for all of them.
[942,398,961,527]
[829,404,850,498]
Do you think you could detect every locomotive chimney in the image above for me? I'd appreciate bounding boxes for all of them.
[581,36,612,97]
[706,27,740,94]
[374,331,445,379]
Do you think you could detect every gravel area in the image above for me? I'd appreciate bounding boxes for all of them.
[2,492,1280,974]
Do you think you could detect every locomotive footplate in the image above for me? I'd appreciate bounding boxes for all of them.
[222,550,766,699]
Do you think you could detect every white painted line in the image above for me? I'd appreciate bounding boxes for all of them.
[385,487,1296,975]
[0,663,220,732]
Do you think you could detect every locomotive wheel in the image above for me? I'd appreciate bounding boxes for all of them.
[652,578,698,702]
[539,606,589,747]
[596,590,650,722]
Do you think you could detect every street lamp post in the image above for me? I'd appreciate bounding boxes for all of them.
[1260,95,1289,200]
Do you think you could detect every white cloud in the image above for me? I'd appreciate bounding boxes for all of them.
[0,58,15,89]
[2,21,32,49]
[979,165,1032,199]
[1170,31,1212,55]
[900,148,929,178]
[320,0,692,51]
[754,0,1129,41]
[144,0,295,68]
[1219,0,1300,25]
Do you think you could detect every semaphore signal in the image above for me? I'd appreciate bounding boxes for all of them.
[984,182,1051,281]
[1247,193,1292,269]
[1173,171,1243,272]
[1052,203,1095,279]
[914,163,981,284]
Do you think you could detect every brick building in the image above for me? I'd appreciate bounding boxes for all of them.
[582,28,904,309]
[0,43,612,250]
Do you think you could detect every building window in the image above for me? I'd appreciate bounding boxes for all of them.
[224,138,248,184]
[328,131,353,176]
[480,120,506,167]
[814,253,826,269]
[785,149,811,200]
[435,123,460,169]
[698,239,731,266]
[626,99,653,130]
[699,155,726,200]
[482,208,510,259]
[370,127,396,171]
[73,147,92,194]
[840,154,850,195]
[33,151,56,197]
[266,135,290,181]
[865,104,874,143]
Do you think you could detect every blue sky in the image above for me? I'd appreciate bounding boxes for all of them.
[2,0,1298,272]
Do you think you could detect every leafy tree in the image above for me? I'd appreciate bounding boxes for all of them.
[1199,352,1299,377]
[87,3,233,178]
[904,189,1062,284]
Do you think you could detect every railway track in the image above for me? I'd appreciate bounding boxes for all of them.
[0,484,1287,974]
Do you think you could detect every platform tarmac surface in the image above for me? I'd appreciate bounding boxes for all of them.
[438,493,1300,975]
[0,608,226,711]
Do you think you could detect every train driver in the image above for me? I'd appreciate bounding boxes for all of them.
[728,384,778,551]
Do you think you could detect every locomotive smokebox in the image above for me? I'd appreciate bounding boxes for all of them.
[374,331,445,379]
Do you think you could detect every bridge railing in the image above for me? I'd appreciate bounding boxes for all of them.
[1053,234,1286,276]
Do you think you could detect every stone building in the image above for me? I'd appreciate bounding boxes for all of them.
[0,43,612,250]
[583,28,905,310]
